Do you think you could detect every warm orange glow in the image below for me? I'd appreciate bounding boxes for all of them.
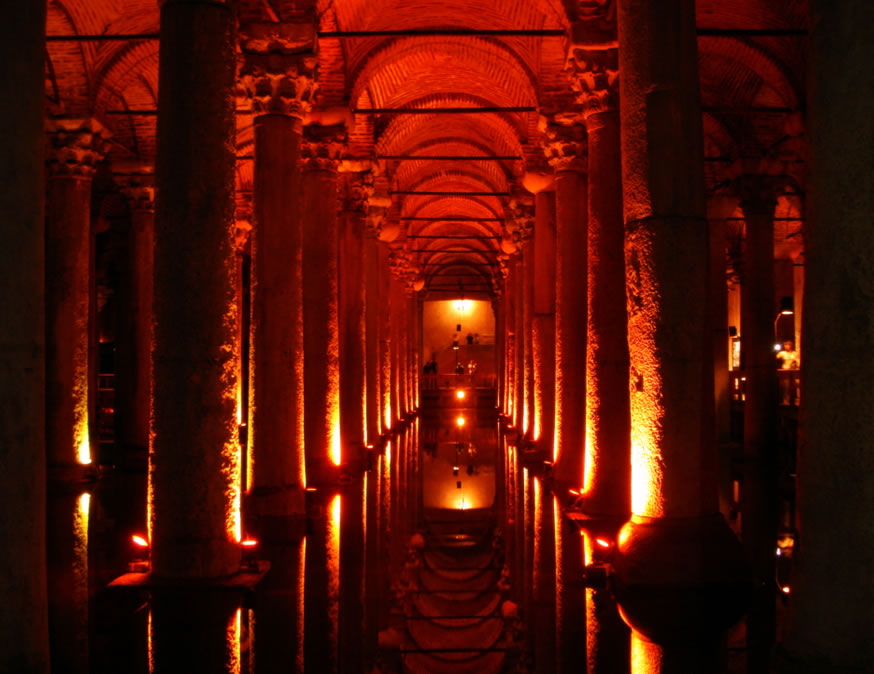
[782,586,791,594]
[456,389,466,400]
[631,423,664,516]
[330,413,341,466]
[132,534,149,548]
[327,493,341,661]
[596,537,611,549]
[617,523,632,549]
[569,488,580,496]
[77,434,91,465]
[227,607,242,674]
[454,299,472,313]
[241,538,257,548]
[385,441,392,469]
[456,416,465,427]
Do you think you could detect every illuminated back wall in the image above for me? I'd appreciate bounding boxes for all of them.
[422,299,496,376]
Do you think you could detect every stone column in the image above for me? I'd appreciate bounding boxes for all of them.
[151,0,240,578]
[339,174,369,471]
[786,3,874,668]
[114,164,155,460]
[510,194,535,438]
[612,0,746,640]
[238,24,316,521]
[364,213,382,443]
[736,171,780,667]
[543,121,588,489]
[531,190,556,454]
[0,3,49,670]
[378,245,392,433]
[45,119,108,473]
[407,291,419,410]
[513,256,525,430]
[570,42,631,518]
[301,124,344,485]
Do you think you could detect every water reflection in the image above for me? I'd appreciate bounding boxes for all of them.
[48,407,740,672]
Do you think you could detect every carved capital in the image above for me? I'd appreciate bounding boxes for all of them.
[507,188,535,245]
[728,159,788,215]
[237,22,317,117]
[567,46,619,118]
[344,170,375,214]
[567,1,617,46]
[114,161,155,212]
[46,118,110,178]
[539,118,587,173]
[301,124,346,172]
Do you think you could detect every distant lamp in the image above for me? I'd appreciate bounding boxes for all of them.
[779,296,794,315]
[241,538,259,571]
[456,416,465,427]
[129,534,150,572]
[456,389,466,400]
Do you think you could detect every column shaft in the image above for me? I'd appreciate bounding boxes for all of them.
[301,144,341,485]
[523,242,535,437]
[250,113,305,517]
[0,2,49,670]
[339,197,367,468]
[532,190,556,453]
[151,0,240,577]
[553,169,588,487]
[787,0,874,667]
[583,109,630,517]
[364,235,380,443]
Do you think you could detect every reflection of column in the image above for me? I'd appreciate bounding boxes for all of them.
[301,124,344,485]
[339,176,369,470]
[0,5,49,668]
[304,492,341,673]
[46,118,107,471]
[786,2,874,668]
[239,26,314,519]
[253,537,305,671]
[737,173,779,669]
[115,164,155,460]
[570,44,631,518]
[613,0,747,639]
[532,190,556,453]
[532,477,556,673]
[543,123,588,488]
[580,531,629,674]
[339,479,366,673]
[151,0,240,577]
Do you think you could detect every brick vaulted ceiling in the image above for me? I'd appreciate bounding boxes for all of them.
[46,0,808,295]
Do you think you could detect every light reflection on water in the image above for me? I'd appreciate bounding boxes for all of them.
[50,417,733,673]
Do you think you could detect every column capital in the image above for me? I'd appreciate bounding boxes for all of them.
[507,188,535,246]
[567,1,618,47]
[237,22,318,118]
[343,169,375,214]
[114,161,155,212]
[540,118,587,173]
[567,45,619,119]
[301,123,346,172]
[728,160,788,215]
[46,117,110,178]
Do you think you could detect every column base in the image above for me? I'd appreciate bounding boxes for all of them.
[611,513,751,643]
[246,486,306,541]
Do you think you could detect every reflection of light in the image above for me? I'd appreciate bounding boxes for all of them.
[328,494,341,664]
[456,389,466,400]
[782,586,791,594]
[227,607,241,674]
[79,492,91,518]
[132,534,149,548]
[297,537,305,672]
[456,497,467,510]
[456,416,465,427]
[147,609,154,674]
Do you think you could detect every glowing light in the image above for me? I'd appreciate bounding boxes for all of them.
[132,534,149,548]
[330,415,341,466]
[782,586,791,594]
[776,548,782,556]
[596,538,610,549]
[77,435,91,465]
[241,538,258,548]
[232,488,242,543]
[456,416,465,427]
[774,343,782,352]
[568,488,580,496]
[454,299,472,313]
[306,486,317,492]
[456,497,467,510]
[456,389,466,400]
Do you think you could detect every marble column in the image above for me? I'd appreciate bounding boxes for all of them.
[513,256,525,430]
[151,0,240,577]
[378,245,392,433]
[612,0,746,640]
[301,124,344,485]
[786,1,874,668]
[114,164,155,460]
[570,43,632,519]
[45,119,107,473]
[239,25,315,520]
[737,173,780,668]
[531,190,556,454]
[543,122,588,489]
[0,3,49,670]
[364,222,381,443]
[339,175,368,471]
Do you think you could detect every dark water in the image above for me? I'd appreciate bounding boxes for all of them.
[48,408,746,673]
